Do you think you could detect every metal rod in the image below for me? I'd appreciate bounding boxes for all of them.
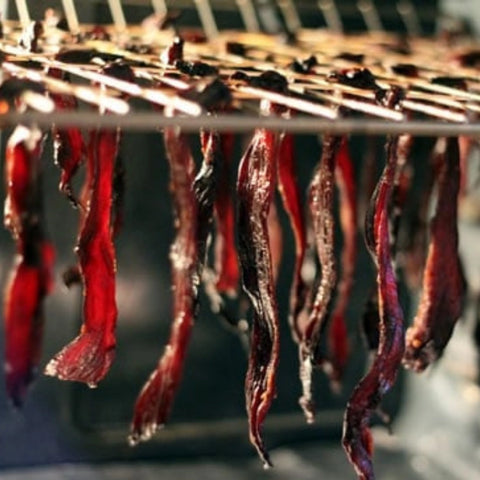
[357,0,383,33]
[61,0,80,34]
[275,0,302,32]
[317,0,343,33]
[151,0,168,16]
[193,0,219,40]
[1,112,480,136]
[397,0,421,36]
[236,0,260,32]
[14,0,30,28]
[107,0,127,32]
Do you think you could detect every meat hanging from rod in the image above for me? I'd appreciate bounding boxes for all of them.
[4,124,55,407]
[298,134,342,423]
[328,137,357,387]
[237,101,281,468]
[129,122,199,445]
[44,128,120,386]
[403,137,466,372]
[342,127,405,480]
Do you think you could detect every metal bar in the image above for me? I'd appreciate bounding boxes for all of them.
[357,0,383,33]
[1,112,479,136]
[193,0,219,40]
[14,0,30,28]
[107,0,127,31]
[61,0,80,34]
[275,0,302,32]
[151,0,168,16]
[317,0,343,33]
[236,0,260,32]
[397,0,421,36]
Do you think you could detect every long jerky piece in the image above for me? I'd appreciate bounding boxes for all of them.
[343,134,405,480]
[299,134,341,423]
[237,104,280,467]
[45,128,119,386]
[403,137,466,371]
[129,125,198,445]
[328,138,357,386]
[276,129,307,343]
[214,132,240,295]
[4,125,54,406]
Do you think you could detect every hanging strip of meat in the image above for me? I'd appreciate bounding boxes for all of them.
[49,69,85,206]
[237,103,280,467]
[214,132,240,295]
[342,134,405,480]
[45,128,119,387]
[403,137,466,372]
[328,137,357,386]
[4,124,55,407]
[129,125,198,445]
[276,127,307,343]
[299,134,341,423]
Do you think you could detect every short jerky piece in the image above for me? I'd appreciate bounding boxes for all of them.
[299,134,342,422]
[328,138,357,386]
[49,70,86,206]
[129,125,198,445]
[45,129,119,387]
[342,135,405,480]
[276,126,307,343]
[4,125,54,407]
[404,137,466,372]
[237,102,280,467]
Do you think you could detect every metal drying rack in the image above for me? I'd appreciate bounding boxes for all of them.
[0,0,479,136]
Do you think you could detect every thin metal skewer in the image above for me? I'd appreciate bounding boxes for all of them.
[14,0,30,29]
[236,0,260,32]
[151,0,168,16]
[275,0,302,32]
[61,0,80,34]
[397,0,421,36]
[193,0,219,40]
[317,0,343,33]
[107,0,127,32]
[357,0,383,33]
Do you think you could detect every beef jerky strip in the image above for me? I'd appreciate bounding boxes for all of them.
[4,125,55,406]
[268,200,283,283]
[276,127,307,343]
[237,103,280,467]
[129,125,198,445]
[45,128,119,386]
[343,134,405,480]
[48,67,85,206]
[403,137,466,372]
[214,131,240,295]
[298,134,341,423]
[328,138,357,386]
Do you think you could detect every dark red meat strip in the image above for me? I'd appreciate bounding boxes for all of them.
[50,86,85,206]
[45,129,119,387]
[276,129,307,343]
[214,132,240,295]
[328,138,357,386]
[342,135,405,480]
[4,125,54,406]
[237,108,280,467]
[299,134,341,423]
[403,137,466,372]
[129,125,198,445]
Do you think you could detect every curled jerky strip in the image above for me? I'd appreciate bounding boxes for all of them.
[403,137,466,372]
[343,133,405,480]
[299,134,341,422]
[4,125,54,406]
[129,124,198,445]
[237,102,280,467]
